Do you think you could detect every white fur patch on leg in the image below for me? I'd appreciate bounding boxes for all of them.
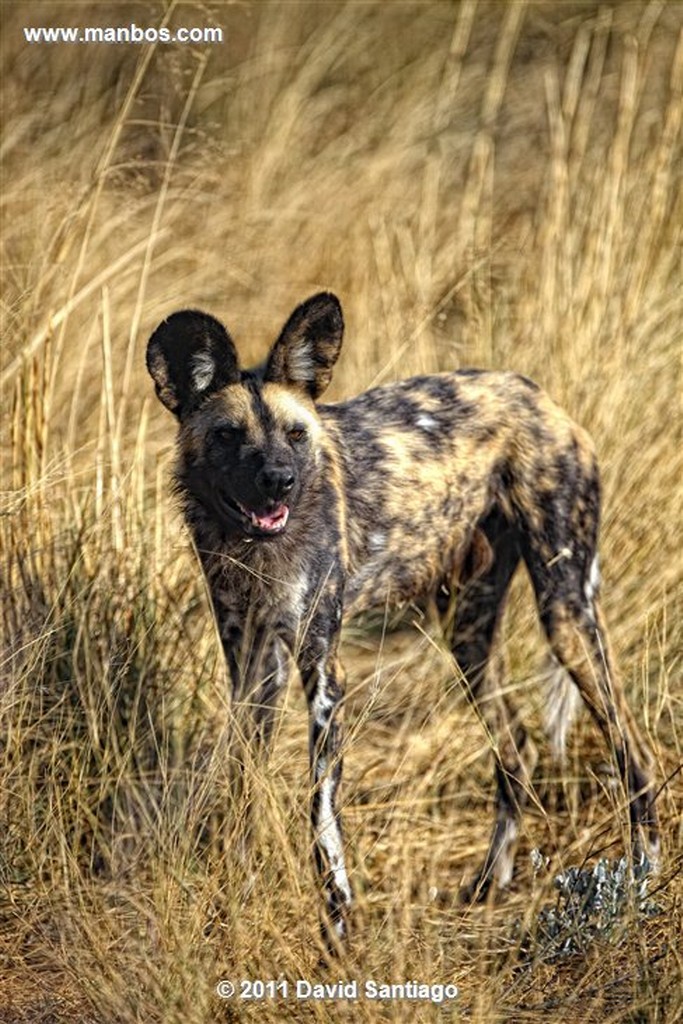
[635,826,661,877]
[315,760,352,905]
[493,818,519,889]
[543,654,582,761]
[584,553,601,622]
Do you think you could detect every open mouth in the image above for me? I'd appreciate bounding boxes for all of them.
[235,500,290,534]
[208,482,290,537]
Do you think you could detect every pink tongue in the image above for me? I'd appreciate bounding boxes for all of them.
[251,504,289,531]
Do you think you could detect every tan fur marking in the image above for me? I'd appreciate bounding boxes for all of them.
[261,383,323,441]
[213,387,261,431]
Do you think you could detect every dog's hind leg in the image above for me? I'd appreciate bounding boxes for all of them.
[446,507,538,903]
[523,537,659,868]
[513,433,659,867]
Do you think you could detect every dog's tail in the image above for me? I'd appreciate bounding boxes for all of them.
[543,654,582,761]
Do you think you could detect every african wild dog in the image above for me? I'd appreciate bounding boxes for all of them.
[147,292,659,949]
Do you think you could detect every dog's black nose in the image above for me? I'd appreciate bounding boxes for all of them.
[257,466,295,500]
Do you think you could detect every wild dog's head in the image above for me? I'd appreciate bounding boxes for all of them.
[147,293,343,539]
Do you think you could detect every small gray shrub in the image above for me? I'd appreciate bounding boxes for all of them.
[526,852,661,961]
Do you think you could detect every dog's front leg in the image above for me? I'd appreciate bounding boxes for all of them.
[218,614,290,749]
[218,615,291,867]
[299,622,352,953]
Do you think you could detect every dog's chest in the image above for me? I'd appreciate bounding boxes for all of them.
[204,539,338,641]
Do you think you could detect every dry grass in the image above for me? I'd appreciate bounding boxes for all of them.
[1,2,682,1022]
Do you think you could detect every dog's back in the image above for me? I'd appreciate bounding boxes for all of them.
[322,369,598,616]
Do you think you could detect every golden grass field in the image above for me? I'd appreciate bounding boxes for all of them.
[1,2,682,1021]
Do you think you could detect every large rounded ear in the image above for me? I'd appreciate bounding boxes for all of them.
[264,292,343,400]
[146,310,240,419]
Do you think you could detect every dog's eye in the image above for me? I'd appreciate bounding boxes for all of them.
[212,424,242,445]
[288,426,307,444]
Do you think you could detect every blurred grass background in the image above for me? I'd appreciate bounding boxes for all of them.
[1,2,682,1021]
